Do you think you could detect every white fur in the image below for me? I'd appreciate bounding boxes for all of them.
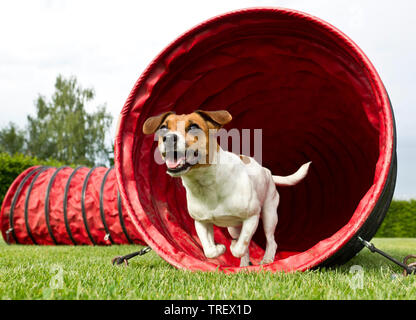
[273,162,311,186]
[179,147,311,266]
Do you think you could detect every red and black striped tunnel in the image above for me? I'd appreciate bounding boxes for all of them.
[0,166,144,245]
[114,8,397,272]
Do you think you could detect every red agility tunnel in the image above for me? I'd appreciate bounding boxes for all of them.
[115,8,397,272]
[0,166,144,245]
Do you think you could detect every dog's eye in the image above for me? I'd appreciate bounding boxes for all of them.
[157,125,169,137]
[187,124,200,131]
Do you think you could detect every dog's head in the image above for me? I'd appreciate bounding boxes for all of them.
[143,110,232,177]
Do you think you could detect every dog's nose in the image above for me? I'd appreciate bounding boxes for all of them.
[163,133,178,148]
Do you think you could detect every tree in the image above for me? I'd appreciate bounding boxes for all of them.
[0,122,26,155]
[26,75,113,166]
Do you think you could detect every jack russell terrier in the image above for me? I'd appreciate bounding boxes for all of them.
[143,110,311,267]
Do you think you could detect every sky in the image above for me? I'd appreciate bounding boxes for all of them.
[0,0,415,199]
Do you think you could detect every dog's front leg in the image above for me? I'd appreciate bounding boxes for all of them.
[228,226,250,267]
[195,220,226,259]
[230,215,259,258]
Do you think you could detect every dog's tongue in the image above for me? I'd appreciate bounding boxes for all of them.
[166,156,186,169]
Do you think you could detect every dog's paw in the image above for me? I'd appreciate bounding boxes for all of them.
[204,244,226,258]
[260,251,277,265]
[240,255,251,267]
[260,241,277,265]
[230,242,248,258]
[260,257,274,265]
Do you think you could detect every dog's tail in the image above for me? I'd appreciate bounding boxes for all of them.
[272,161,311,186]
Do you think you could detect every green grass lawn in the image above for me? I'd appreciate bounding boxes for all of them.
[0,238,415,300]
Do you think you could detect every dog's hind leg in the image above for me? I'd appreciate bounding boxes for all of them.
[228,226,250,267]
[260,189,279,265]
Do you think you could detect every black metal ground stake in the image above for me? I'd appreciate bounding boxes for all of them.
[357,236,416,276]
[112,246,152,266]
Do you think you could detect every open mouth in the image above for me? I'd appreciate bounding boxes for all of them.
[164,150,199,174]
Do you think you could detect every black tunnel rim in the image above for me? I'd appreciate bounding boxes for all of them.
[117,189,134,244]
[63,166,86,245]
[7,166,43,244]
[99,167,115,244]
[44,166,70,245]
[81,166,98,245]
[24,166,52,245]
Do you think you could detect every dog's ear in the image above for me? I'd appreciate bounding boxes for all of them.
[195,110,232,128]
[142,111,174,135]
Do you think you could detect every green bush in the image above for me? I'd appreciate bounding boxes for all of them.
[375,199,416,238]
[0,152,71,204]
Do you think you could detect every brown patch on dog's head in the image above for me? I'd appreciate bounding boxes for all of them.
[142,111,174,135]
[194,110,232,130]
[142,110,232,176]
